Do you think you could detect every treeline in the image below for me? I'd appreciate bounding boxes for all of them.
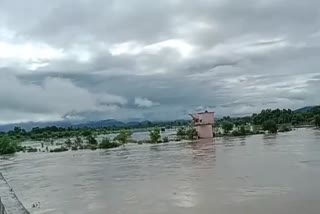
[1,107,320,155]
[216,107,320,135]
[0,120,190,141]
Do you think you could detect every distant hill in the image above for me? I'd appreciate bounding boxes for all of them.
[73,119,125,128]
[0,119,126,132]
[0,121,73,132]
[294,106,319,113]
[0,119,190,132]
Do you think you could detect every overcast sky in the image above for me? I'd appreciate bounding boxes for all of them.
[1,0,320,124]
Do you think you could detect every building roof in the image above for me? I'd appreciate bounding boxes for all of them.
[195,111,214,115]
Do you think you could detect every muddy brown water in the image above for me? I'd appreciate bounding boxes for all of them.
[1,128,320,214]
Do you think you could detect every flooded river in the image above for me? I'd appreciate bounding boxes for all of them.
[1,128,320,214]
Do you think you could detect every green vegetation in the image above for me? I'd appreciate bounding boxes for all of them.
[176,127,197,140]
[86,135,98,145]
[221,122,234,134]
[99,138,120,149]
[65,139,72,148]
[176,127,186,137]
[315,115,320,128]
[278,125,292,133]
[216,106,320,136]
[115,130,132,145]
[230,126,249,136]
[149,128,161,143]
[0,136,19,155]
[186,128,197,140]
[50,146,68,153]
[1,106,320,155]
[162,136,169,143]
[262,120,278,133]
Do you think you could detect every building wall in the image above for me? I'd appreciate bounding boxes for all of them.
[191,112,214,139]
[191,112,214,125]
[196,125,213,139]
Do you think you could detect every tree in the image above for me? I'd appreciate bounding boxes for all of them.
[82,130,92,137]
[222,122,234,134]
[262,120,278,133]
[65,139,72,147]
[150,128,161,143]
[176,127,186,136]
[115,130,132,145]
[240,126,247,135]
[99,138,119,149]
[186,127,198,140]
[0,136,18,155]
[74,136,83,147]
[86,135,98,145]
[162,136,169,143]
[315,115,320,127]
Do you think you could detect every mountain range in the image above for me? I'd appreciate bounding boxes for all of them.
[0,106,318,132]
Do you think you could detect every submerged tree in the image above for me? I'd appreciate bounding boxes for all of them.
[149,128,161,143]
[262,120,278,133]
[315,115,320,128]
[115,130,132,145]
[0,136,18,155]
[176,127,186,137]
[186,127,198,140]
[74,136,83,147]
[222,122,234,134]
[99,138,120,149]
[64,139,72,148]
[86,135,98,145]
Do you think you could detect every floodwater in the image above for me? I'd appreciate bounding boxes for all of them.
[1,128,320,214]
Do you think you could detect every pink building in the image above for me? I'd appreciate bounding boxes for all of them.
[190,111,215,139]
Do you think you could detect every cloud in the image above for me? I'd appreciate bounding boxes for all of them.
[1,0,320,122]
[134,97,159,108]
[0,74,126,123]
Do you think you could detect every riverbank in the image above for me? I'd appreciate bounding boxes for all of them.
[0,173,30,214]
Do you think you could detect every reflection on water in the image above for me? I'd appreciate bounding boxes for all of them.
[1,128,320,214]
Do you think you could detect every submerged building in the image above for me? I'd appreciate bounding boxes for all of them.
[190,111,215,139]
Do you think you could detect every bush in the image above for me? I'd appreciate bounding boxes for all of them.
[240,126,247,135]
[315,115,320,127]
[115,130,132,145]
[27,147,38,152]
[50,146,68,153]
[84,144,97,150]
[162,136,169,143]
[65,139,72,147]
[86,135,98,145]
[0,136,18,155]
[99,138,120,149]
[222,122,234,134]
[74,136,83,147]
[177,127,186,136]
[71,146,78,151]
[231,130,241,136]
[150,128,161,143]
[278,126,292,132]
[262,120,278,133]
[186,128,197,140]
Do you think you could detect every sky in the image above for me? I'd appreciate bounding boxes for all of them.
[1,0,320,124]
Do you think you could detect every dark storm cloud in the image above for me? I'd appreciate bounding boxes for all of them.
[1,0,320,123]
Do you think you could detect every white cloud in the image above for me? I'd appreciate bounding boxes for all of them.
[110,39,193,57]
[0,74,127,123]
[134,97,159,108]
[0,41,64,61]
